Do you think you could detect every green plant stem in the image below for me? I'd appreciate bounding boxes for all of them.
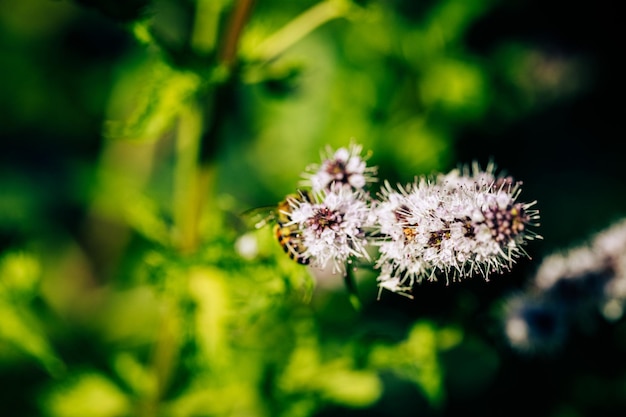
[173,101,203,253]
[140,297,182,417]
[344,265,362,311]
[191,0,226,54]
[254,0,353,63]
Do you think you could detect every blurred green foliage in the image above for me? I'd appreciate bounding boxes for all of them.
[1,0,625,416]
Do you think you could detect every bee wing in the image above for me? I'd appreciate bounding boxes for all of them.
[241,189,312,231]
[240,205,277,230]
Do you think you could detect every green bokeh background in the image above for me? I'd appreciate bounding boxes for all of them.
[1,0,625,416]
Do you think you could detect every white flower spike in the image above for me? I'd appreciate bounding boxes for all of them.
[373,163,541,297]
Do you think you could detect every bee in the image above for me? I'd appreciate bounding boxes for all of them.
[243,190,313,265]
[394,205,419,243]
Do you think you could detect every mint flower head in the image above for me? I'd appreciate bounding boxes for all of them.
[373,163,541,298]
[301,142,378,193]
[283,185,373,274]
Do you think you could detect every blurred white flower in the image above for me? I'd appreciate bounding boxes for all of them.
[500,217,626,356]
[501,293,569,354]
[235,233,259,260]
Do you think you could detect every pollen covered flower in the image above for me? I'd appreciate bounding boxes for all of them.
[373,163,541,297]
[284,185,373,273]
[301,142,378,193]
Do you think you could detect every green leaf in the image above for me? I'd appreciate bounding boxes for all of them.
[42,372,131,417]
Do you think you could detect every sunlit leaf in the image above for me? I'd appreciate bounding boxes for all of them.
[0,301,64,376]
[104,59,201,142]
[188,267,231,369]
[0,251,41,296]
[369,321,461,408]
[278,331,382,412]
[112,352,158,398]
[0,251,63,375]
[42,372,130,417]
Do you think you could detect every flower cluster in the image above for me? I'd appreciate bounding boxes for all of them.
[501,218,626,354]
[300,143,378,193]
[252,143,540,299]
[283,185,373,273]
[374,163,540,296]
